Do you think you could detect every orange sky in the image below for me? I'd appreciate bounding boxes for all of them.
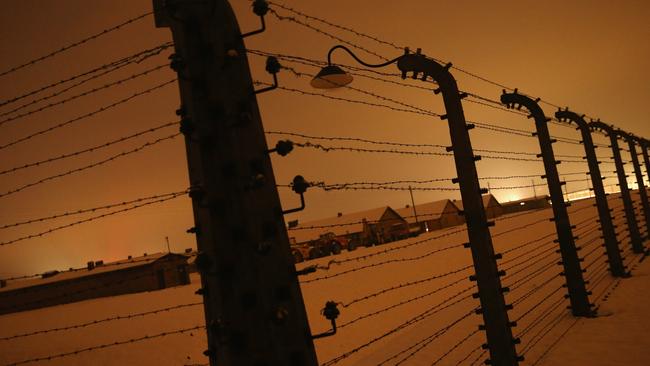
[0,0,649,277]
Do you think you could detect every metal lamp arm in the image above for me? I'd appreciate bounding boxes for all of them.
[327,45,402,68]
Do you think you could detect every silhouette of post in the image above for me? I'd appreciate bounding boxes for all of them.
[152,1,319,365]
[622,132,650,238]
[555,110,626,277]
[590,121,645,254]
[398,51,520,366]
[640,139,650,203]
[501,92,592,317]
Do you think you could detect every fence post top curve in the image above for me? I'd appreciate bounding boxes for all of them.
[500,89,547,120]
[555,108,588,130]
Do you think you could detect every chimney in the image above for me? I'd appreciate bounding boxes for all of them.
[87,261,95,270]
[128,255,132,260]
[337,212,343,217]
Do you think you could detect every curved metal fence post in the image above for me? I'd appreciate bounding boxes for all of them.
[622,132,650,239]
[398,51,520,366]
[500,91,593,317]
[555,109,627,277]
[590,122,645,254]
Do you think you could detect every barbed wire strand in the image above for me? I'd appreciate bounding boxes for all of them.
[0,302,202,341]
[0,120,179,176]
[250,49,614,143]
[0,190,186,246]
[529,317,580,366]
[0,133,181,200]
[382,310,477,365]
[321,291,474,366]
[249,48,535,124]
[338,280,473,329]
[0,42,172,110]
[1,189,185,230]
[0,79,176,151]
[502,251,560,287]
[516,295,567,339]
[266,2,610,131]
[430,329,481,366]
[454,343,484,366]
[268,129,600,160]
[301,242,464,283]
[263,63,587,145]
[498,232,557,257]
[521,310,573,356]
[6,325,203,366]
[515,286,565,324]
[267,8,390,62]
[299,227,466,268]
[341,264,473,308]
[289,140,587,163]
[0,12,153,78]
[0,64,169,126]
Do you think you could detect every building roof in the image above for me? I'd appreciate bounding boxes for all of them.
[1,252,188,293]
[394,199,457,225]
[288,206,395,244]
[452,194,501,211]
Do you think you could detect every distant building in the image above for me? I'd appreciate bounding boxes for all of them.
[501,195,551,214]
[453,194,504,219]
[288,206,408,247]
[0,252,190,315]
[395,199,464,234]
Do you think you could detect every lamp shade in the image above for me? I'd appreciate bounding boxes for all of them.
[310,65,353,89]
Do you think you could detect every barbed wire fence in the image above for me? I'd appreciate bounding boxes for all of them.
[0,1,648,366]
[0,8,206,366]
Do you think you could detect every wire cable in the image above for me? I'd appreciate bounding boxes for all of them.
[266,2,613,136]
[429,329,481,366]
[0,12,153,78]
[529,317,579,366]
[338,280,472,329]
[381,309,476,365]
[5,325,203,366]
[0,190,187,246]
[299,227,465,269]
[0,42,172,110]
[0,79,176,151]
[0,133,181,199]
[0,120,178,176]
[340,264,473,308]
[268,130,591,161]
[0,64,168,126]
[321,291,473,366]
[0,189,185,230]
[300,242,464,283]
[0,302,202,341]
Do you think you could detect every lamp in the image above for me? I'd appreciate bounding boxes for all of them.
[311,45,404,89]
[310,65,353,89]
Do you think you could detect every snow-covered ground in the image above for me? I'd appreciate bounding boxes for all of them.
[0,193,648,365]
[536,256,650,366]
